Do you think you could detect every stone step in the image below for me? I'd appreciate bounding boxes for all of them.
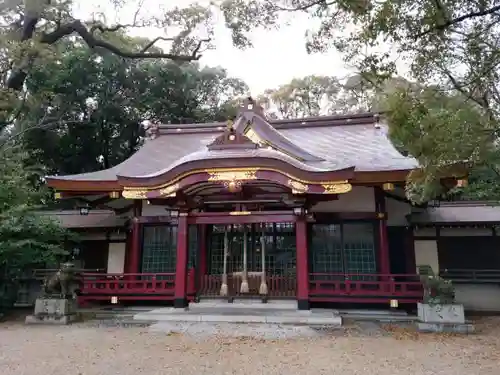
[189,299,298,312]
[338,309,416,322]
[134,313,341,325]
[133,307,342,326]
[338,309,408,316]
[341,313,418,323]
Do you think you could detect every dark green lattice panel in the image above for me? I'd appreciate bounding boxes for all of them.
[309,223,376,280]
[207,223,296,275]
[188,225,198,268]
[141,225,177,277]
[343,223,376,279]
[258,222,296,276]
[310,224,344,274]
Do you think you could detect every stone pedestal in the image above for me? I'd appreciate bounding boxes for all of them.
[25,298,78,325]
[417,303,474,333]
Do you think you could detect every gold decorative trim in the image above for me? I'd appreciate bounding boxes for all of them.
[159,183,179,197]
[229,211,251,215]
[288,179,308,194]
[207,169,258,182]
[322,183,352,194]
[382,182,395,191]
[122,167,350,192]
[109,191,120,199]
[122,190,148,199]
[244,128,263,145]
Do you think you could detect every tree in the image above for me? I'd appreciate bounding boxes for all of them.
[210,1,500,202]
[17,43,247,176]
[258,75,349,118]
[8,39,248,174]
[257,74,413,118]
[0,146,73,310]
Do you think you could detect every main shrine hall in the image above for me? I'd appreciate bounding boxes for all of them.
[46,98,460,310]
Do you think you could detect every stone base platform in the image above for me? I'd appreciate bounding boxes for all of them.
[417,322,476,334]
[25,314,78,325]
[133,299,342,326]
[25,298,78,325]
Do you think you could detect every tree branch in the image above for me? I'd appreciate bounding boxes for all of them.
[0,118,84,150]
[7,19,210,90]
[416,4,500,38]
[267,0,334,12]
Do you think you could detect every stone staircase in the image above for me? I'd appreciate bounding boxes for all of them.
[132,299,343,326]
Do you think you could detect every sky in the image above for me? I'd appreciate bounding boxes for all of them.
[73,0,354,95]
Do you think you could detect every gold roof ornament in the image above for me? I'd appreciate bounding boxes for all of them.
[227,119,234,130]
[323,183,352,194]
[288,179,308,194]
[382,182,395,191]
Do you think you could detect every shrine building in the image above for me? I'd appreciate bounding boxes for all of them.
[45,98,500,312]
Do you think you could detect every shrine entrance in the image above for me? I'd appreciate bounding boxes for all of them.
[201,222,297,300]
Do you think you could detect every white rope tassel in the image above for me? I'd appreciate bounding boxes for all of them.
[240,225,249,293]
[220,227,229,296]
[259,224,268,295]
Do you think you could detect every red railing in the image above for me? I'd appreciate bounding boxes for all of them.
[309,273,424,304]
[78,269,196,304]
[199,274,296,298]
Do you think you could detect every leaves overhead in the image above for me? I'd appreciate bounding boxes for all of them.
[20,42,248,176]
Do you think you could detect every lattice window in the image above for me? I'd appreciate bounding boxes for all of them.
[309,222,376,279]
[343,223,376,280]
[208,223,296,276]
[188,225,198,268]
[310,224,343,275]
[141,225,177,277]
[208,225,230,275]
[270,223,296,276]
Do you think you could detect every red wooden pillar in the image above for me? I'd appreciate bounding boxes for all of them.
[375,187,390,276]
[174,212,189,308]
[295,216,310,310]
[127,200,143,275]
[128,218,142,274]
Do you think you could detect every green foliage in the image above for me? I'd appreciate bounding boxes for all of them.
[384,86,494,202]
[19,43,247,176]
[0,146,75,310]
[418,265,455,305]
[213,0,500,202]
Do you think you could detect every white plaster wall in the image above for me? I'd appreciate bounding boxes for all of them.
[455,284,500,312]
[141,201,172,216]
[312,186,375,212]
[107,242,126,273]
[386,198,411,226]
[440,228,493,237]
[414,240,439,274]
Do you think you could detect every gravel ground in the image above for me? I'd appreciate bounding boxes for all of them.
[1,318,500,375]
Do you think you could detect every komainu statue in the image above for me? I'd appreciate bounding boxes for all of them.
[42,262,79,299]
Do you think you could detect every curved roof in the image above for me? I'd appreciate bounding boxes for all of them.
[46,103,418,191]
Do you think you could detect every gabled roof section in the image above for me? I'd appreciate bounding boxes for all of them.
[206,116,258,151]
[235,98,323,162]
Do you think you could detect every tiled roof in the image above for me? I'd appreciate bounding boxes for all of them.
[39,210,128,228]
[47,112,418,182]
